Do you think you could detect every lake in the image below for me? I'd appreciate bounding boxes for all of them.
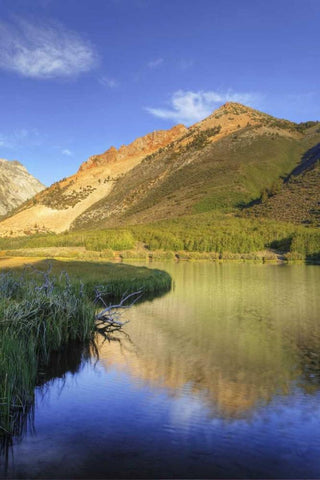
[1,262,320,478]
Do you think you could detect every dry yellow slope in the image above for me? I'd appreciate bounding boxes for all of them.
[0,124,187,236]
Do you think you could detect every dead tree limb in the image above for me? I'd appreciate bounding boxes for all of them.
[94,288,143,328]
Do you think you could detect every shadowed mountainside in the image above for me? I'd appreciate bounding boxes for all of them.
[245,137,320,226]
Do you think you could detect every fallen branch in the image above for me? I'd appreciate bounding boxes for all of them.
[94,288,143,328]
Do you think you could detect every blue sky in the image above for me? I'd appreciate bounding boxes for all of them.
[0,0,319,185]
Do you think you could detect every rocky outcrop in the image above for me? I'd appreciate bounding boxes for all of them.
[79,124,187,172]
[0,159,44,216]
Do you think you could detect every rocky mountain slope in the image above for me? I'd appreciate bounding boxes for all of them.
[0,125,186,235]
[0,159,44,217]
[71,103,320,230]
[0,103,319,235]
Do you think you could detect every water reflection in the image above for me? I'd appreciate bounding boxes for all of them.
[99,263,320,417]
[0,341,94,466]
[2,263,320,479]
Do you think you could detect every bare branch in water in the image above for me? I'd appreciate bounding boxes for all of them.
[94,288,143,328]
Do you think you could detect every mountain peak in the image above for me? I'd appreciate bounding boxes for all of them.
[214,102,255,114]
[0,103,317,236]
[192,102,260,133]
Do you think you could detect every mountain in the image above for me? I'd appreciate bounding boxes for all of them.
[0,125,186,235]
[71,103,320,230]
[245,137,320,226]
[0,103,319,236]
[0,159,44,217]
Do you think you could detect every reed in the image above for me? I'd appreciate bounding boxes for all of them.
[0,263,171,436]
[0,269,95,435]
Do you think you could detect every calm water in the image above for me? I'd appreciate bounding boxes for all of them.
[1,262,320,479]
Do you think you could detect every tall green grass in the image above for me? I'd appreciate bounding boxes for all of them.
[0,269,95,436]
[0,263,172,437]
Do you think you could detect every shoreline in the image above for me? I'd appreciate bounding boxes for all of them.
[0,250,318,266]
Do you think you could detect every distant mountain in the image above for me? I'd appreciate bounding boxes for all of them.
[0,159,44,217]
[0,103,319,236]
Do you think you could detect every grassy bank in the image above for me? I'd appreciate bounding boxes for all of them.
[0,269,95,436]
[0,258,172,297]
[0,261,171,437]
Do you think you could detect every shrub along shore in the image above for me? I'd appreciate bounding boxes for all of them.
[0,213,319,263]
[0,261,171,438]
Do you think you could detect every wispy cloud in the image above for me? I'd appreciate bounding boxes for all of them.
[62,149,73,156]
[98,75,119,88]
[148,58,164,69]
[0,128,42,149]
[0,18,98,79]
[146,89,260,124]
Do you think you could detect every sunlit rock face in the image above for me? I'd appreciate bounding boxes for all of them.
[0,159,44,216]
[78,124,187,171]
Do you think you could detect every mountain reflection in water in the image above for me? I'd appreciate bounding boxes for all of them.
[98,263,319,418]
[2,262,320,479]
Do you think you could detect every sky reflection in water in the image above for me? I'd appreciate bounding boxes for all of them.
[2,263,320,479]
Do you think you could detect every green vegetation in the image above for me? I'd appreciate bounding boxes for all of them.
[248,162,320,227]
[0,259,172,299]
[130,212,319,260]
[289,230,320,258]
[296,121,320,132]
[0,269,95,435]
[0,261,171,437]
[48,260,172,297]
[260,178,283,203]
[192,134,305,214]
[1,212,319,262]
[0,229,135,251]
